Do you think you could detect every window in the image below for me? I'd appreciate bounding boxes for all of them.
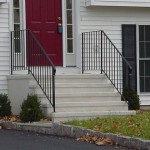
[66,0,73,53]
[13,0,20,31]
[13,0,21,53]
[139,25,150,92]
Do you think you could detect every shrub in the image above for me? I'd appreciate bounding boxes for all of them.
[20,94,42,122]
[122,87,140,110]
[0,94,12,117]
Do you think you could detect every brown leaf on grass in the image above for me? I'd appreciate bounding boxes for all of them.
[93,125,100,131]
[112,122,117,129]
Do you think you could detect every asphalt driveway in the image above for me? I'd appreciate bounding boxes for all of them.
[0,129,131,150]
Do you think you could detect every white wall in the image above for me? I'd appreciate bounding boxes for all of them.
[80,0,150,105]
[80,2,150,50]
[0,2,10,94]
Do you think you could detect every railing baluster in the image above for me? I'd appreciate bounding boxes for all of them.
[104,34,105,72]
[106,38,108,75]
[82,33,84,74]
[101,31,103,74]
[11,32,13,75]
[109,41,110,77]
[114,47,115,84]
[96,31,98,69]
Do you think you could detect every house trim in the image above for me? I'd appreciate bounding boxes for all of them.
[62,0,66,67]
[86,0,150,8]
[0,0,7,4]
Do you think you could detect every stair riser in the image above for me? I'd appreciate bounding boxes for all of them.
[55,78,108,84]
[33,87,114,94]
[39,97,121,104]
[53,106,128,112]
[29,75,114,84]
[54,97,120,102]
[56,87,114,93]
[50,111,136,122]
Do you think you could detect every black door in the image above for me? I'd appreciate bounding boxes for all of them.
[122,25,137,91]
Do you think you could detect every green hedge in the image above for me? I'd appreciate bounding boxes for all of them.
[20,94,42,122]
[0,94,12,117]
[122,87,140,110]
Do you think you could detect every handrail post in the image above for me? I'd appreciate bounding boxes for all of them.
[52,68,56,112]
[11,32,13,75]
[128,67,132,110]
[101,31,103,74]
[82,33,84,74]
[26,30,30,74]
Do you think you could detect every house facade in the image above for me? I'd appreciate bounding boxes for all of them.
[0,0,150,111]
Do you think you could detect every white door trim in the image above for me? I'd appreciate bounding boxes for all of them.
[62,0,66,67]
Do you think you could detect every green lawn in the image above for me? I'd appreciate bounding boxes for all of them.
[67,110,150,140]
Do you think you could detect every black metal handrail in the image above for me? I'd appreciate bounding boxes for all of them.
[82,30,132,105]
[11,29,56,112]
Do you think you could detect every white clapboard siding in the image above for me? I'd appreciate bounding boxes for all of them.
[80,0,150,105]
[0,0,7,3]
[86,0,150,7]
[0,2,10,94]
[80,1,150,51]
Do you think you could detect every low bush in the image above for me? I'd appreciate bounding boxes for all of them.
[122,87,140,110]
[0,94,11,117]
[20,94,42,122]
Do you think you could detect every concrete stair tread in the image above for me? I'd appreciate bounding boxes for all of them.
[55,83,112,87]
[55,92,120,97]
[30,83,113,88]
[38,92,120,98]
[51,111,136,117]
[43,101,127,107]
[55,74,106,79]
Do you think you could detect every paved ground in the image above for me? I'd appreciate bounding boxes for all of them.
[0,129,132,150]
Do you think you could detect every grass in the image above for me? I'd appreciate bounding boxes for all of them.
[66,110,150,140]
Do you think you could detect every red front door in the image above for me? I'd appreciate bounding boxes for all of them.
[26,0,63,66]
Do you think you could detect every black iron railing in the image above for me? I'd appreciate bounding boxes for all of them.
[11,29,56,112]
[82,30,132,104]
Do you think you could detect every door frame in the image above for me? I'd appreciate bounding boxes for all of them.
[10,0,80,67]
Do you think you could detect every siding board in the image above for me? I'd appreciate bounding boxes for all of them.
[0,2,9,94]
[86,0,150,7]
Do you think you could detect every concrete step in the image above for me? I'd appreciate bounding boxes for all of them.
[27,73,133,123]
[30,83,115,94]
[50,111,136,122]
[38,92,121,103]
[47,101,128,112]
[55,74,108,83]
[56,83,114,93]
